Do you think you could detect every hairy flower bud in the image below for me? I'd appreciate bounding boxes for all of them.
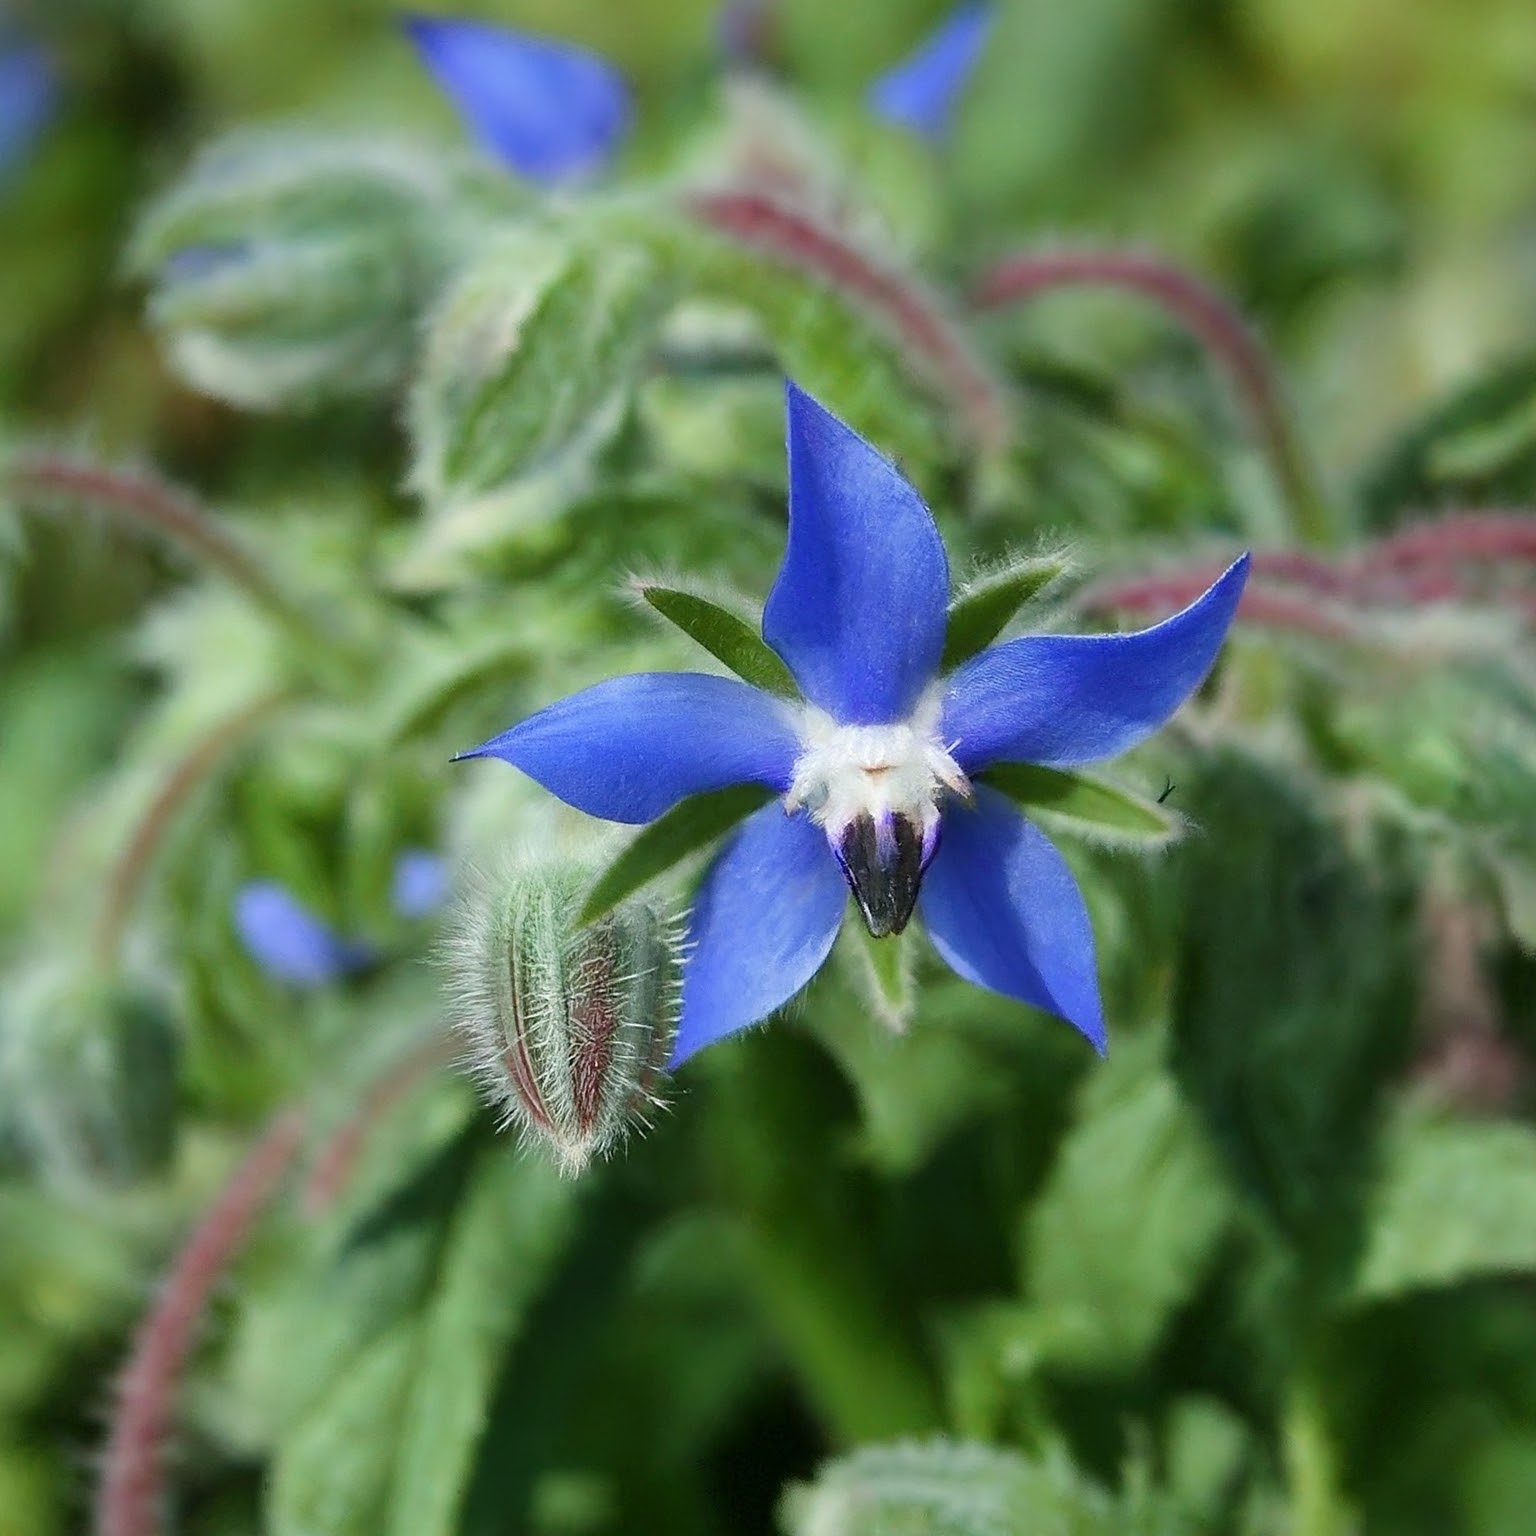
[445,859,679,1174]
[0,960,180,1190]
[129,130,506,410]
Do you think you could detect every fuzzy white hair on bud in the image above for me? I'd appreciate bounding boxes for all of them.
[443,856,682,1175]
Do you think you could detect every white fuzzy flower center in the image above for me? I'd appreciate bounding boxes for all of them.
[784,692,968,840]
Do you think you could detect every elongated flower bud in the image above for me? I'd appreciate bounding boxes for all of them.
[0,960,179,1190]
[445,859,679,1174]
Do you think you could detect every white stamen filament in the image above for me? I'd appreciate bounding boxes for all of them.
[784,690,969,840]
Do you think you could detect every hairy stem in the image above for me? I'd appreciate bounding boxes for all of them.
[683,187,1012,455]
[301,1032,454,1215]
[93,692,288,969]
[96,1110,306,1536]
[972,250,1334,546]
[6,454,335,654]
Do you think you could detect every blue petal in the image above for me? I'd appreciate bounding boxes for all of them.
[671,804,847,1066]
[867,2,992,140]
[0,43,56,181]
[234,882,371,988]
[763,382,949,725]
[919,788,1105,1050]
[393,849,448,919]
[942,554,1249,772]
[402,14,631,185]
[458,673,801,824]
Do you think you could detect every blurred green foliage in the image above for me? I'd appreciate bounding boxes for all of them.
[6,2,1536,1535]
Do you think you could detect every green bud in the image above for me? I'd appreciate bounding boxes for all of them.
[446,859,680,1175]
[130,130,507,410]
[0,960,180,1190]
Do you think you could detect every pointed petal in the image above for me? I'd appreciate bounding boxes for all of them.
[234,883,370,988]
[0,43,56,178]
[403,14,630,185]
[458,673,801,824]
[942,554,1249,772]
[919,789,1105,1050]
[671,804,847,1066]
[763,382,949,725]
[868,2,992,140]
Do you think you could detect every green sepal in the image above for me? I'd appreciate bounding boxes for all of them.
[981,762,1181,844]
[942,551,1073,669]
[638,582,798,697]
[577,783,776,926]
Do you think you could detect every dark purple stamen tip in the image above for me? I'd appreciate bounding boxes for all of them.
[835,811,926,938]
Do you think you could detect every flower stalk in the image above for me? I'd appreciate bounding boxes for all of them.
[683,188,1012,455]
[971,249,1334,548]
[5,454,340,659]
[92,692,288,969]
[95,1110,306,1536]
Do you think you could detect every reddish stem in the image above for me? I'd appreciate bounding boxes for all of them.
[972,249,1331,545]
[96,1111,306,1536]
[7,455,328,650]
[301,1035,452,1216]
[683,188,1011,454]
[1362,512,1536,572]
[1082,567,1361,642]
[93,693,288,968]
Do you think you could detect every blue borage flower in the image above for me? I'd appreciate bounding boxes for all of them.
[233,849,448,987]
[459,383,1249,1066]
[403,3,991,187]
[0,37,57,183]
[866,1,992,141]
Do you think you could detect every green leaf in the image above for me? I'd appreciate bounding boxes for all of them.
[780,1439,1181,1536]
[942,552,1072,668]
[638,583,797,696]
[1350,1105,1536,1305]
[983,762,1181,844]
[268,1149,581,1536]
[1170,751,1419,1269]
[577,783,775,925]
[1359,353,1536,527]
[1023,1026,1235,1367]
[386,1155,579,1536]
[270,1330,418,1536]
[411,221,681,506]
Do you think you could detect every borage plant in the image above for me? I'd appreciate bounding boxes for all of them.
[7,6,1536,1536]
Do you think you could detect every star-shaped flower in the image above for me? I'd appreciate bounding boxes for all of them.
[461,384,1248,1066]
[404,4,992,188]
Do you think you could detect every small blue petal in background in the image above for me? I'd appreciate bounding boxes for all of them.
[402,13,631,185]
[0,40,57,183]
[234,881,372,987]
[392,849,449,920]
[867,1,992,140]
